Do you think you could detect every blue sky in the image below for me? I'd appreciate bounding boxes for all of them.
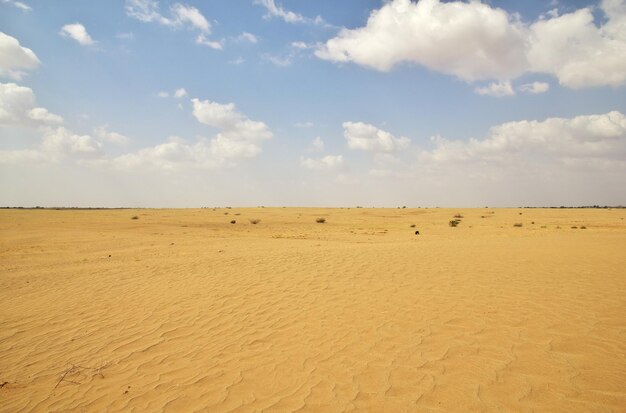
[1,0,625,207]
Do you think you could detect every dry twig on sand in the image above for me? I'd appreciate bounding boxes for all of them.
[53,363,109,390]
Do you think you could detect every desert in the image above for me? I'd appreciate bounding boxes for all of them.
[1,207,625,412]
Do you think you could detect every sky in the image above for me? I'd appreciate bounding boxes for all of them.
[1,0,625,207]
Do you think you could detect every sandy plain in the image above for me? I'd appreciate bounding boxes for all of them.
[0,207,625,412]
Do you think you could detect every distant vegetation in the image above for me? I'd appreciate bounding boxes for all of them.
[249,219,261,225]
[131,216,139,220]
[449,219,461,227]
[316,217,326,223]
[513,223,523,227]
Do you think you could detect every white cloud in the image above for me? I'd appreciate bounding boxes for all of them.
[475,81,515,97]
[94,126,130,145]
[0,82,63,126]
[1,0,31,11]
[254,0,326,26]
[316,0,626,89]
[262,53,292,67]
[228,57,245,65]
[301,154,344,171]
[103,98,273,170]
[196,34,223,50]
[1,126,105,164]
[236,32,258,43]
[174,88,187,98]
[27,107,63,124]
[254,0,304,24]
[291,41,309,49]
[343,121,410,153]
[527,1,626,89]
[519,81,550,94]
[171,3,210,32]
[308,136,324,152]
[40,127,103,159]
[60,23,95,46]
[126,0,210,32]
[0,32,40,80]
[316,0,527,81]
[419,111,626,167]
[295,121,314,128]
[157,88,188,99]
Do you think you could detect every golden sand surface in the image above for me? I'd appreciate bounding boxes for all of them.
[1,207,625,412]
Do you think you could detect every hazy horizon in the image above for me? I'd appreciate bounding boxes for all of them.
[1,0,625,207]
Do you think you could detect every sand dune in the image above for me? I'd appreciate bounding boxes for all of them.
[1,207,625,412]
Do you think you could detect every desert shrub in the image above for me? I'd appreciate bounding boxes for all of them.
[513,223,523,227]
[449,219,461,227]
[316,217,326,223]
[580,226,587,229]
[454,214,463,219]
[571,226,578,229]
[131,216,139,220]
[249,219,261,224]
[230,220,236,224]
[410,224,416,228]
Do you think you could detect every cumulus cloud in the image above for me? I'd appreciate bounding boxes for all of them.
[519,81,550,94]
[196,34,223,50]
[300,154,344,171]
[236,32,258,43]
[126,0,210,32]
[475,81,515,97]
[316,0,626,89]
[419,111,626,167]
[60,23,95,46]
[316,0,527,81]
[0,82,63,126]
[254,0,304,24]
[254,0,326,26]
[106,98,273,171]
[170,3,210,32]
[343,122,410,153]
[0,32,40,80]
[0,126,104,164]
[1,0,31,12]
[94,126,130,145]
[527,2,626,89]
[40,127,103,159]
[309,136,324,152]
[174,88,187,98]
[262,53,292,67]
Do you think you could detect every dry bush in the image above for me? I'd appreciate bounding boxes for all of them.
[454,214,463,219]
[316,217,326,223]
[230,220,236,224]
[131,216,139,220]
[249,219,261,225]
[513,223,523,227]
[449,219,461,227]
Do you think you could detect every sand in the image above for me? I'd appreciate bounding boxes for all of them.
[1,207,625,412]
